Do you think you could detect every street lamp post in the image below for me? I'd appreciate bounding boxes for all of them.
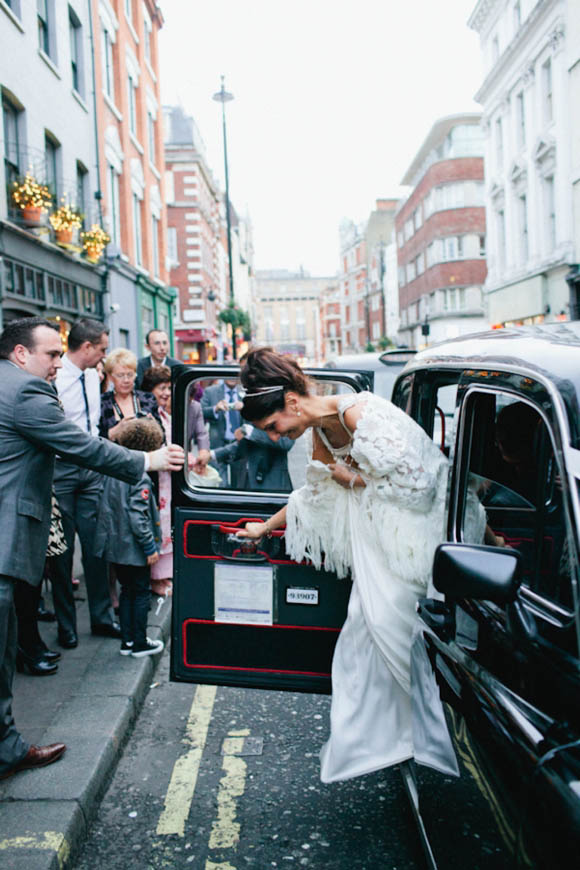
[379,240,386,340]
[213,76,236,359]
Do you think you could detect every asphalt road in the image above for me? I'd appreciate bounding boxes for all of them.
[74,646,511,870]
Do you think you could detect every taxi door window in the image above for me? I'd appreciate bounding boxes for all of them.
[458,390,574,613]
[185,376,355,494]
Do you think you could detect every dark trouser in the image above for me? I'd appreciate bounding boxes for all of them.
[0,576,29,774]
[52,465,114,633]
[13,581,44,655]
[114,564,151,647]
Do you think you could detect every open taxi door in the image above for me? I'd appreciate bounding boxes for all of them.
[170,365,366,694]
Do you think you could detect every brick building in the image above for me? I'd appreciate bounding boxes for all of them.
[339,199,398,352]
[93,0,175,353]
[319,282,342,359]
[396,115,488,347]
[164,105,221,363]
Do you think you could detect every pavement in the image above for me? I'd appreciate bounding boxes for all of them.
[0,575,172,870]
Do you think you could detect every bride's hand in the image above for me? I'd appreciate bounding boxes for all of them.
[328,463,353,489]
[236,522,268,540]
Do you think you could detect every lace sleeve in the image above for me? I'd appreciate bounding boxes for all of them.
[350,395,446,509]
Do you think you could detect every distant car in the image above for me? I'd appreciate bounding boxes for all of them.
[392,324,580,868]
[323,348,416,400]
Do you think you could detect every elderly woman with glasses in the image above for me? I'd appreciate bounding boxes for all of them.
[99,349,161,440]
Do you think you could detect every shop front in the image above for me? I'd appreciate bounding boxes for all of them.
[0,220,105,343]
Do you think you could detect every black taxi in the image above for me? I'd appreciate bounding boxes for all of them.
[170,324,579,867]
[393,323,580,868]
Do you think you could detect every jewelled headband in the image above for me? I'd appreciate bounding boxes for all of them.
[242,385,285,398]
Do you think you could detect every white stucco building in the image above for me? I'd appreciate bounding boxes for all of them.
[469,0,574,325]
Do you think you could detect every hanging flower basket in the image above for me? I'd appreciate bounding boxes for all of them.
[49,201,84,245]
[80,224,110,263]
[21,206,44,226]
[11,171,53,223]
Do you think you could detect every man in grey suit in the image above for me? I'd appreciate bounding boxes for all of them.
[136,329,180,389]
[0,317,183,780]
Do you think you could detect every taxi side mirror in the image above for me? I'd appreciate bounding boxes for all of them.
[433,543,522,605]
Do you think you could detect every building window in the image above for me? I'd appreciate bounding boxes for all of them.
[151,216,159,277]
[147,111,156,165]
[497,210,506,270]
[144,16,152,64]
[398,265,406,286]
[76,161,88,226]
[543,58,553,124]
[37,0,50,56]
[416,252,425,275]
[167,226,178,265]
[544,176,556,251]
[279,307,290,341]
[495,116,503,169]
[119,328,130,348]
[516,91,526,148]
[406,261,416,282]
[413,207,422,231]
[2,95,21,193]
[397,231,404,248]
[404,218,413,241]
[107,164,121,245]
[295,306,306,340]
[44,133,60,199]
[101,27,114,100]
[444,237,458,261]
[479,235,486,257]
[133,193,142,266]
[519,194,528,261]
[4,1,22,16]
[69,7,83,95]
[128,76,138,136]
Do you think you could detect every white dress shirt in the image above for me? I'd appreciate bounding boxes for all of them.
[55,354,101,436]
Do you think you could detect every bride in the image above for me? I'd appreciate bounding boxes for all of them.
[237,347,469,784]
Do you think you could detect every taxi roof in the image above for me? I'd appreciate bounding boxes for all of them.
[410,323,580,388]
[407,324,580,444]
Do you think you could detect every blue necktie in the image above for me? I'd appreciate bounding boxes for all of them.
[79,373,91,433]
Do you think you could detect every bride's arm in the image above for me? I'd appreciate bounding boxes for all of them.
[236,505,287,540]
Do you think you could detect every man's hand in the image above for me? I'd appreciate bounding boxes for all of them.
[188,449,210,473]
[148,444,185,472]
[147,552,160,566]
[233,400,243,411]
[214,399,228,412]
[234,427,245,442]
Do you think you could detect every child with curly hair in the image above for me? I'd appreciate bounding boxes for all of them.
[95,417,165,657]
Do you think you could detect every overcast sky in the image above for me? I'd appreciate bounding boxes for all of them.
[159,0,483,277]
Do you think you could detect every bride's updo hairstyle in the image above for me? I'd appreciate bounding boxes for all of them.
[240,347,312,422]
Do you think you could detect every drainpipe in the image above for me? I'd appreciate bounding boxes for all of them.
[87,1,110,327]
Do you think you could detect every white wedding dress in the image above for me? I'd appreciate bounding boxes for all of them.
[285,392,483,783]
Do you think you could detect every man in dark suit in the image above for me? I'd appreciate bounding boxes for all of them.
[213,425,293,491]
[136,329,180,389]
[0,317,183,780]
[201,379,246,487]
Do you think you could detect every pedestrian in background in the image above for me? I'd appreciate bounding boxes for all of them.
[99,349,161,440]
[201,378,246,487]
[136,329,180,390]
[52,318,117,650]
[95,418,165,658]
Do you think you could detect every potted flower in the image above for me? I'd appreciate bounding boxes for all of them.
[80,224,110,263]
[11,170,53,225]
[49,200,84,245]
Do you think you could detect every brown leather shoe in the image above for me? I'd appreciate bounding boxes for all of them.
[0,743,66,780]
